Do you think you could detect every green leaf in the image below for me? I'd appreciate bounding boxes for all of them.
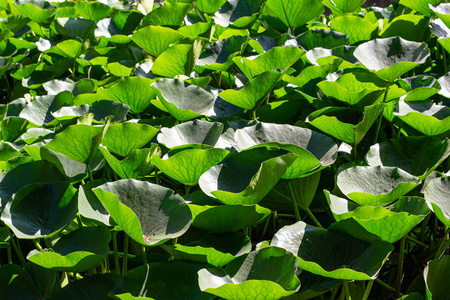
[330,15,378,44]
[152,148,229,185]
[14,0,57,23]
[1,182,78,239]
[398,75,440,101]
[132,25,184,57]
[93,179,191,246]
[326,191,429,243]
[336,166,421,206]
[323,0,366,14]
[19,94,67,126]
[354,37,430,82]
[100,145,159,179]
[241,46,305,75]
[219,70,282,110]
[55,18,96,40]
[196,0,226,13]
[142,2,192,27]
[157,120,224,148]
[161,232,251,267]
[45,124,104,164]
[214,0,264,28]
[75,1,113,22]
[111,261,214,300]
[151,43,197,78]
[317,70,387,106]
[27,226,110,272]
[234,122,337,179]
[366,137,450,179]
[297,29,349,51]
[306,103,386,146]
[424,176,450,227]
[0,161,65,210]
[199,148,297,205]
[197,36,248,71]
[393,101,450,136]
[400,0,442,16]
[98,77,157,114]
[102,122,159,157]
[78,179,113,226]
[198,247,300,300]
[153,78,215,121]
[379,14,430,43]
[424,256,450,300]
[271,221,394,280]
[266,0,324,29]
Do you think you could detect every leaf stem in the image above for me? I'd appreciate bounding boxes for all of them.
[375,278,399,294]
[434,226,450,259]
[406,235,428,248]
[259,213,272,240]
[305,207,323,228]
[287,181,301,222]
[86,163,94,182]
[362,280,374,300]
[127,45,139,62]
[123,234,129,275]
[343,280,351,300]
[394,236,406,298]
[373,86,389,144]
[141,245,147,265]
[10,236,26,266]
[113,231,120,275]
[32,239,43,251]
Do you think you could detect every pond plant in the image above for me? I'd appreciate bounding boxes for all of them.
[0,0,449,299]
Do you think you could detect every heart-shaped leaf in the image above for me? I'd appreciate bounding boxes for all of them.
[131,25,184,57]
[400,0,442,16]
[93,179,191,246]
[14,0,57,23]
[214,0,264,28]
[197,36,248,71]
[424,256,450,300]
[266,0,324,29]
[336,166,421,206]
[27,226,110,272]
[330,15,378,44]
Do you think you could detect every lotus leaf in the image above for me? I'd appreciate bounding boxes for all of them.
[306,103,385,146]
[266,0,324,29]
[161,232,251,267]
[330,15,378,44]
[393,101,450,136]
[14,0,57,23]
[2,181,78,239]
[424,255,450,300]
[354,37,430,82]
[153,78,215,121]
[199,148,297,205]
[93,179,191,245]
[234,122,337,179]
[157,120,224,149]
[141,2,191,27]
[424,176,450,227]
[198,247,300,300]
[297,29,349,51]
[151,43,198,78]
[152,148,229,186]
[214,0,263,28]
[326,191,428,243]
[97,77,156,114]
[197,36,248,71]
[218,70,282,110]
[323,0,366,14]
[132,26,183,57]
[379,14,430,43]
[400,0,442,16]
[336,166,421,206]
[366,136,450,179]
[27,226,110,272]
[271,221,394,280]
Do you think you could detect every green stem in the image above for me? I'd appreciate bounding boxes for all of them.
[434,227,450,259]
[373,87,389,144]
[330,286,340,300]
[86,163,94,182]
[375,278,398,293]
[127,45,139,62]
[259,213,271,240]
[10,237,26,266]
[406,235,428,247]
[343,280,351,300]
[305,207,323,228]
[141,245,148,265]
[32,239,43,251]
[252,109,257,121]
[123,234,129,275]
[277,214,297,218]
[287,181,302,222]
[218,71,222,88]
[395,236,406,298]
[185,185,192,197]
[443,43,448,74]
[7,244,12,264]
[361,280,374,300]
[77,214,83,229]
[113,231,120,275]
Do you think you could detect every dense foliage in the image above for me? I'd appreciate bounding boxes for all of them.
[0,0,449,299]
